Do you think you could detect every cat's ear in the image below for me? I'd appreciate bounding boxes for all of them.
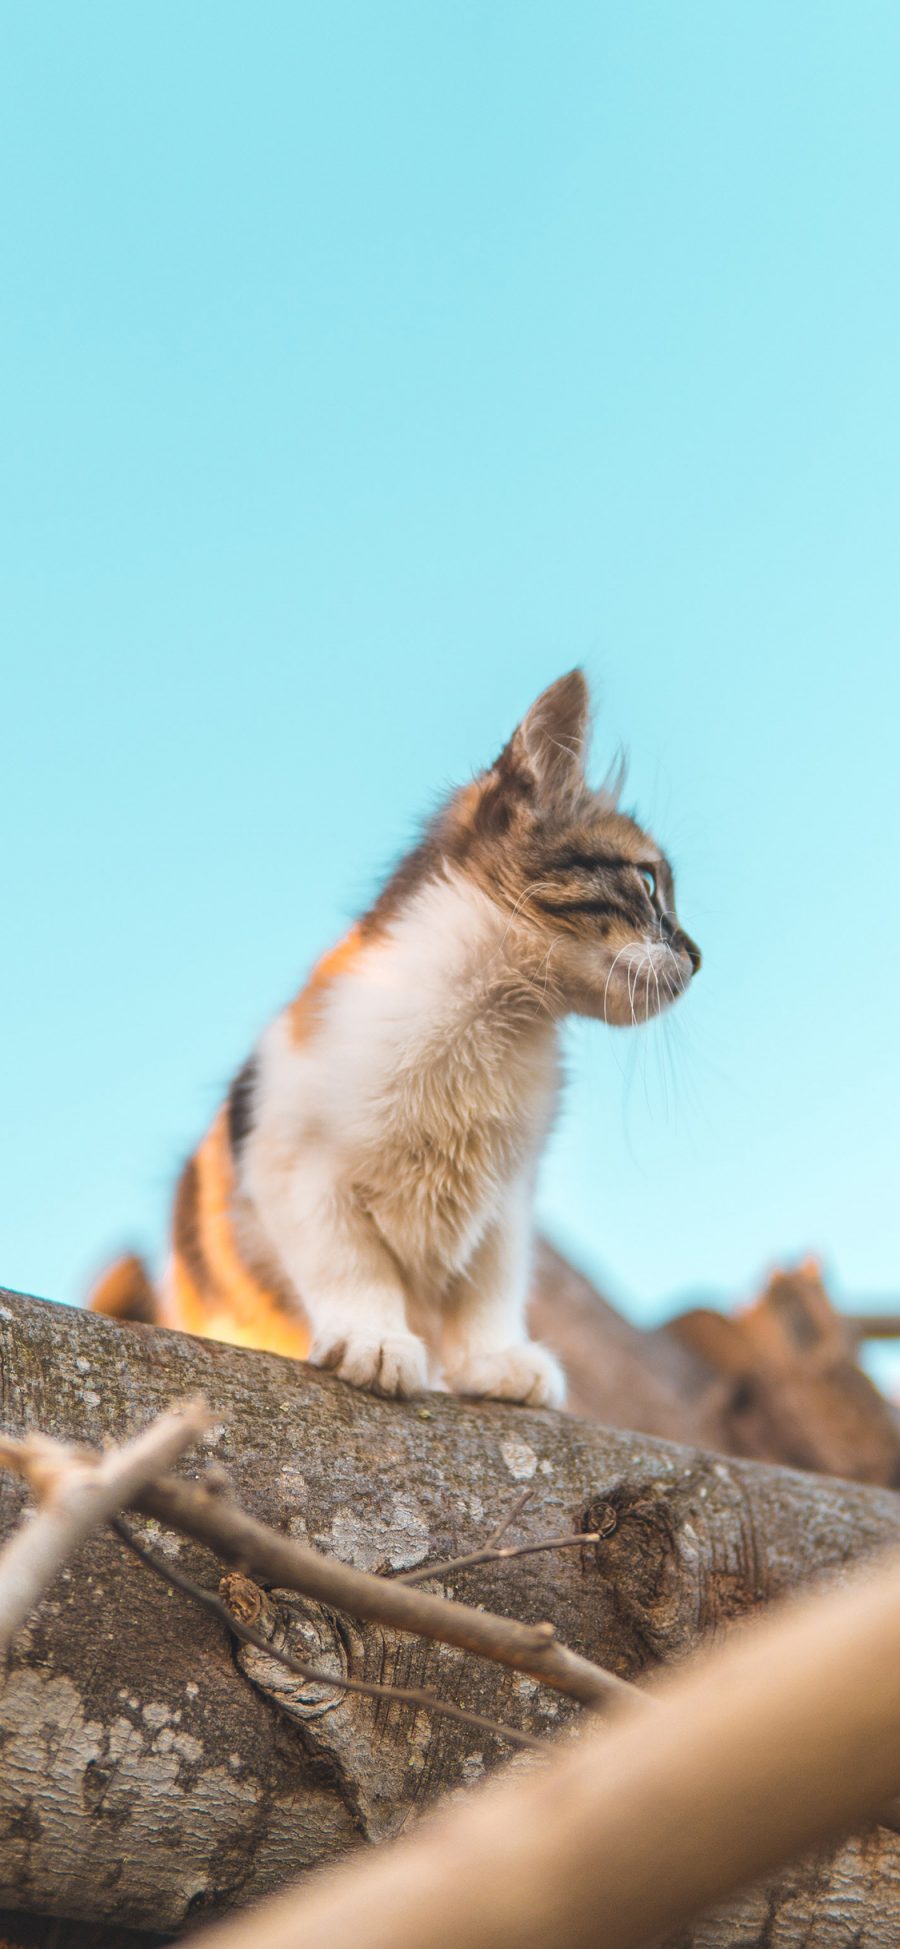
[502,669,591,801]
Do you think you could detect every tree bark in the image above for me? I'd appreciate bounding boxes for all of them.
[1,1285,899,1943]
[532,1241,900,1483]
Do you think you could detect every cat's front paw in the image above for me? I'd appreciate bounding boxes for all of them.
[445,1341,566,1409]
[309,1327,428,1399]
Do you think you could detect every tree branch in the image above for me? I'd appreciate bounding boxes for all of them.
[184,1545,900,1949]
[0,1399,209,1658]
[134,1471,638,1711]
[845,1312,900,1342]
[111,1517,542,1752]
[485,1485,534,1546]
[3,1286,900,1941]
[392,1529,601,1586]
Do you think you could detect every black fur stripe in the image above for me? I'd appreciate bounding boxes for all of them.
[533,893,633,920]
[173,1159,218,1295]
[227,1055,258,1158]
[547,849,633,874]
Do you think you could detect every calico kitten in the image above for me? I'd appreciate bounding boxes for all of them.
[91,670,699,1405]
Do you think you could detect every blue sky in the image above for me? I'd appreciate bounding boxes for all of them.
[2,4,899,1365]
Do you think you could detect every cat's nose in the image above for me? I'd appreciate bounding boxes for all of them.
[662,913,701,975]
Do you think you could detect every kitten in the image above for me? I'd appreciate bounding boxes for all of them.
[90,670,699,1405]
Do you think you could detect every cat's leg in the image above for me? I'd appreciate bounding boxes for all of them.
[243,1144,428,1397]
[441,1185,565,1409]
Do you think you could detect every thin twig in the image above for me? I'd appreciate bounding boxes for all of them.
[0,1400,209,1659]
[394,1532,601,1586]
[111,1517,542,1752]
[487,1486,535,1548]
[133,1472,641,1711]
[844,1313,900,1343]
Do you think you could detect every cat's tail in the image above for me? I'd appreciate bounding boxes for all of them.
[87,1253,160,1325]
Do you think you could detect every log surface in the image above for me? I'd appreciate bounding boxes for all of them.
[0,1286,899,1942]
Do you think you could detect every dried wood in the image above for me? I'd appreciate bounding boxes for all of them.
[535,1241,900,1484]
[1,1285,899,1943]
[189,1544,900,1949]
[670,1263,900,1484]
[0,1403,208,1657]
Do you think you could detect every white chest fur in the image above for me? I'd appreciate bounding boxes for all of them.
[254,873,560,1288]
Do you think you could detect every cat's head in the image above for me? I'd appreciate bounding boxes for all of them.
[451,670,700,1026]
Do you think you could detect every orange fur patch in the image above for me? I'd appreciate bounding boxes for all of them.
[170,1257,310,1356]
[168,1111,310,1359]
[289,923,365,1044]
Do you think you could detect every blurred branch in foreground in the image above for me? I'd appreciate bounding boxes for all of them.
[188,1542,900,1949]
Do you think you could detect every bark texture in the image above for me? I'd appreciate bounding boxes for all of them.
[1,1286,899,1943]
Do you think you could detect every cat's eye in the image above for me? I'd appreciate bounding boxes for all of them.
[638,866,657,900]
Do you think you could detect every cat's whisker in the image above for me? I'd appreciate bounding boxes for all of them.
[652,967,675,1121]
[602,943,633,1024]
[652,957,663,1022]
[654,958,674,1021]
[634,952,648,1026]
[634,955,647,1028]
[645,955,657,1025]
[645,956,656,1025]
[627,955,640,1028]
[636,951,651,1025]
[538,939,561,1008]
[496,880,560,954]
[517,935,563,1016]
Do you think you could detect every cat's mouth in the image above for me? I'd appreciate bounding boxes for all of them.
[598,938,695,1028]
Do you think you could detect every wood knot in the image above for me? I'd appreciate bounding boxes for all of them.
[230,1590,349,1719]
[581,1499,618,1540]
[220,1573,271,1629]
